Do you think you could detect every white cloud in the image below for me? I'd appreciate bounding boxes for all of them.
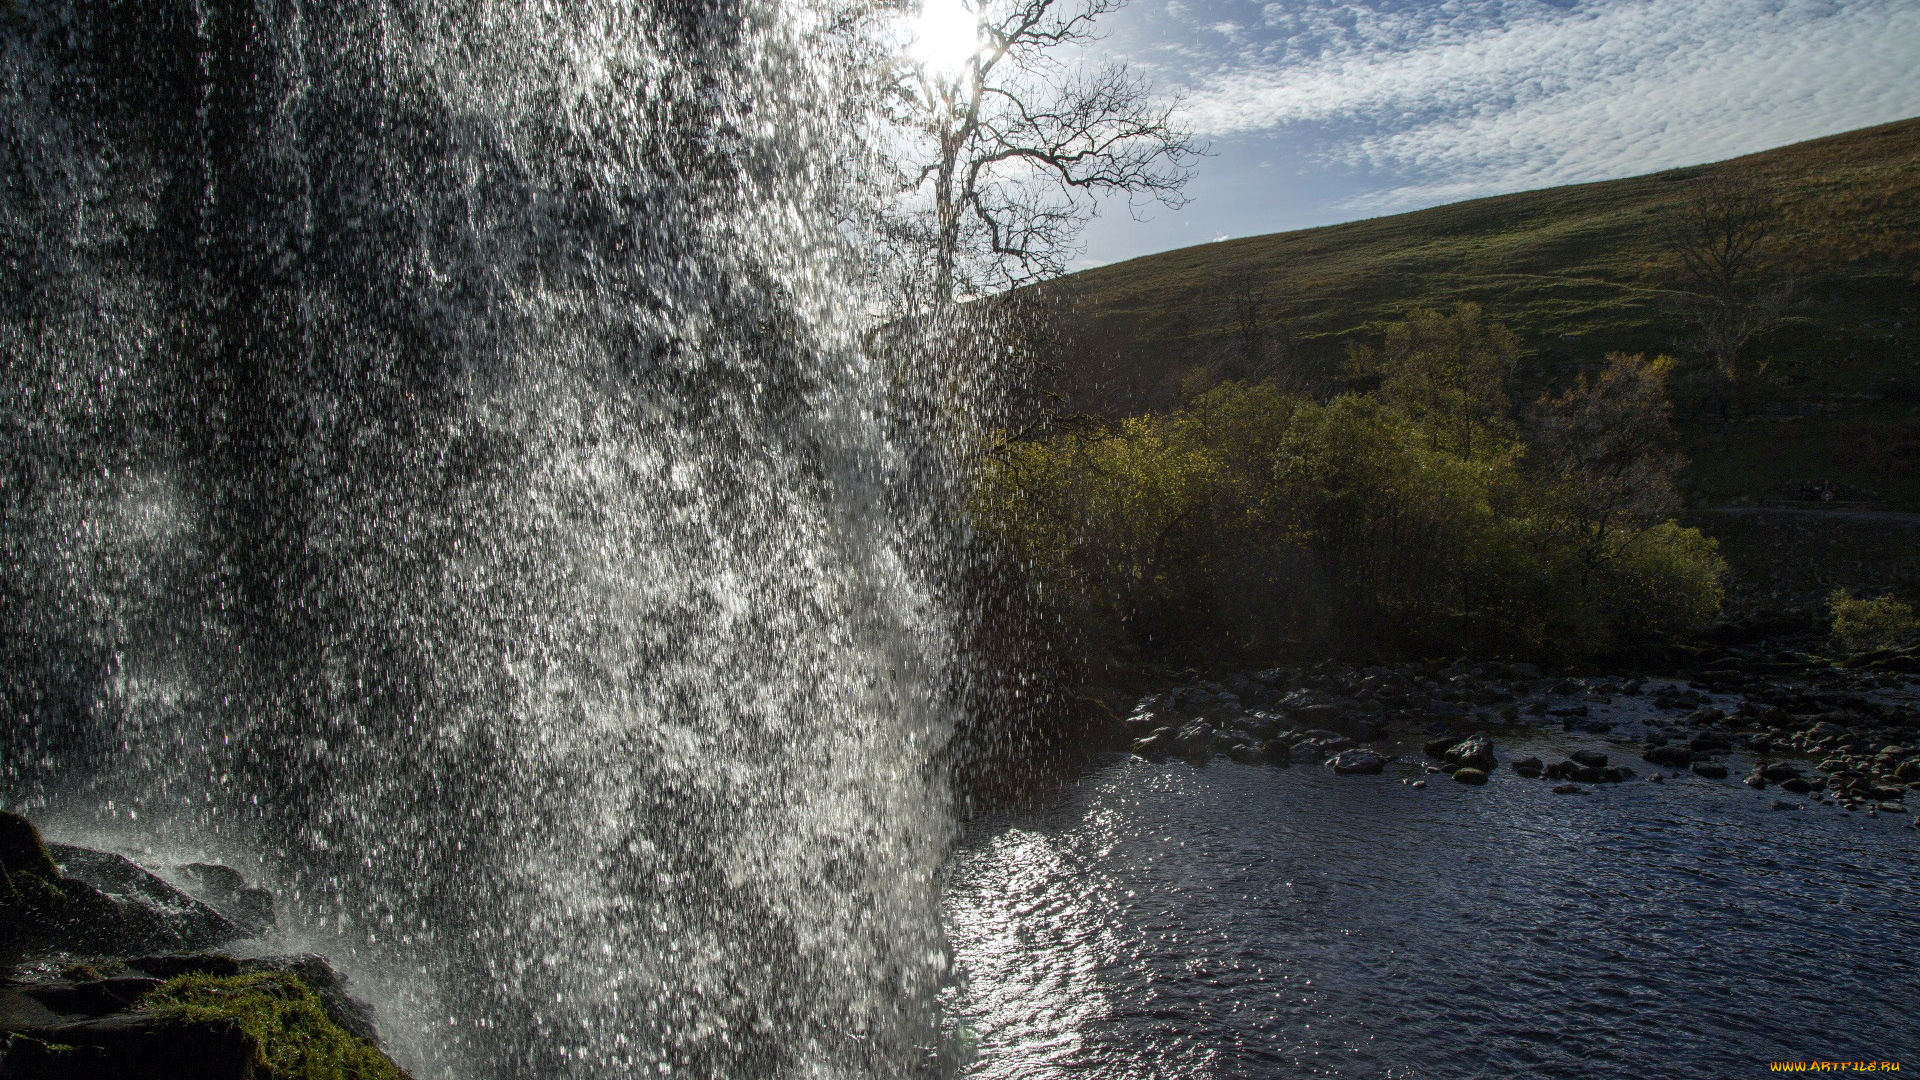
[1181,0,1920,208]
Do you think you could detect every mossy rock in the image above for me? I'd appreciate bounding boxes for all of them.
[142,972,412,1080]
[0,811,60,881]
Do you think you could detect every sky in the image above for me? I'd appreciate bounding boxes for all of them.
[1067,0,1920,270]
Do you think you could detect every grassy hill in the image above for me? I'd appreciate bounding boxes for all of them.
[1040,117,1920,509]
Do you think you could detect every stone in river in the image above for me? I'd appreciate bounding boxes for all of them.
[1551,783,1588,795]
[1510,756,1544,778]
[1260,739,1293,767]
[1328,749,1386,775]
[1451,768,1489,785]
[1568,749,1609,768]
[1691,763,1730,779]
[1643,745,1693,768]
[1444,735,1497,771]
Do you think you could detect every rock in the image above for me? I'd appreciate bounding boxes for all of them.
[1547,705,1589,718]
[1551,784,1587,794]
[1423,736,1465,759]
[168,865,275,937]
[1778,777,1814,794]
[1691,763,1730,779]
[1328,750,1386,775]
[1410,780,1426,789]
[1510,756,1544,778]
[1770,799,1802,811]
[1131,734,1171,759]
[1544,761,1608,784]
[1260,739,1294,767]
[1643,745,1693,768]
[3,823,247,961]
[0,812,61,881]
[1645,773,1665,783]
[1443,735,1497,771]
[1761,763,1803,782]
[1688,733,1732,752]
[1451,768,1489,785]
[0,1013,265,1080]
[1568,749,1609,768]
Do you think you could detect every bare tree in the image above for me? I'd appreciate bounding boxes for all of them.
[1660,175,1796,415]
[892,0,1201,301]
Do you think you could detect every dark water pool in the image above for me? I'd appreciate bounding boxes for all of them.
[943,730,1920,1079]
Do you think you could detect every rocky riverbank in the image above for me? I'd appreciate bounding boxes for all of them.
[0,812,407,1079]
[1107,646,1920,824]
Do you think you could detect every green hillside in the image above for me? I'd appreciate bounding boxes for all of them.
[1042,117,1920,509]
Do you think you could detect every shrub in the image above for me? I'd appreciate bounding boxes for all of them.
[974,381,1725,664]
[1827,589,1918,652]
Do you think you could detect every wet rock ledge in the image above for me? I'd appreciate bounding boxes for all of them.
[1,811,408,1079]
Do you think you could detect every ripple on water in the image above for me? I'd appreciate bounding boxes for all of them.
[944,746,1920,1079]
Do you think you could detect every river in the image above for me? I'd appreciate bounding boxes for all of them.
[944,728,1920,1078]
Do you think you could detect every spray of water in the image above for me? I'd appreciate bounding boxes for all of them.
[0,1,961,1075]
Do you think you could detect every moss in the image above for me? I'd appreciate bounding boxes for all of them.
[141,972,412,1080]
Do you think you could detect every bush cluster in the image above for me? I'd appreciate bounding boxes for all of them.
[1827,589,1918,653]
[974,341,1725,667]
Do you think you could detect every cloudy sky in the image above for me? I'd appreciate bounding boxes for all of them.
[1070,0,1920,268]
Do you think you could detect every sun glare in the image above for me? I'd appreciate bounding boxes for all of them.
[907,0,980,78]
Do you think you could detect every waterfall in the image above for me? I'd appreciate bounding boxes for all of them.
[0,1,957,1076]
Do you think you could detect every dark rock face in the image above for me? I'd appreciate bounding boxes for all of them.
[1,1013,265,1080]
[36,844,245,957]
[166,865,275,938]
[0,813,61,882]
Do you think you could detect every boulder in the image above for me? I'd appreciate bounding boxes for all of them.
[1,819,248,962]
[1443,736,1497,771]
[1691,763,1730,779]
[1568,750,1609,768]
[1,812,61,881]
[1327,750,1386,775]
[1643,745,1693,768]
[1510,756,1544,778]
[167,864,275,937]
[1451,768,1489,785]
[1260,739,1294,767]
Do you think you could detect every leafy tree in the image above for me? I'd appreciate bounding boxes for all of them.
[1347,303,1521,458]
[1524,353,1687,577]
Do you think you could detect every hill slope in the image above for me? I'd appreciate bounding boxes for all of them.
[1042,117,1920,508]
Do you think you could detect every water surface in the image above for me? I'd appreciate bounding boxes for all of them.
[946,733,1920,1078]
